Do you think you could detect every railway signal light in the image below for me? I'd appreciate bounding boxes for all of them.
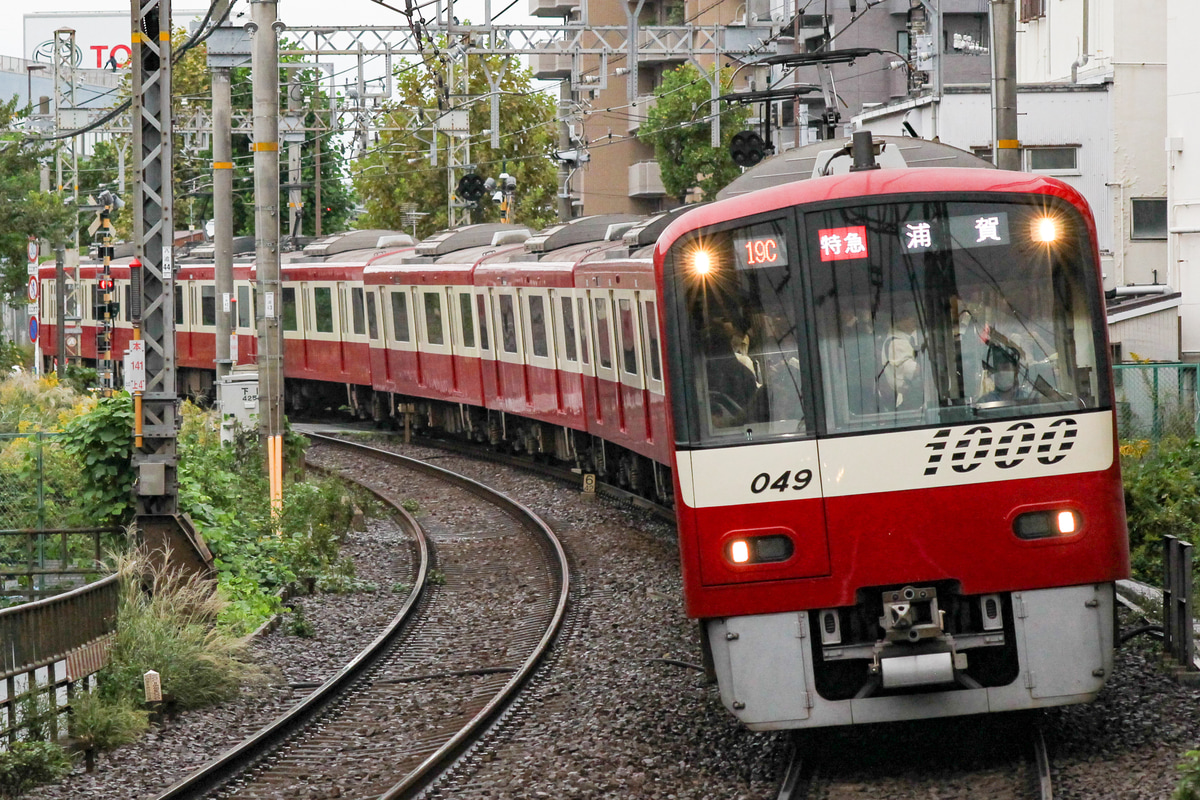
[98,275,114,293]
[456,173,486,202]
[730,130,767,167]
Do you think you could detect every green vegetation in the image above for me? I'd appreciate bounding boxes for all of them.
[68,690,149,751]
[1176,749,1200,800]
[101,551,262,710]
[354,52,558,238]
[1119,437,1200,584]
[637,63,751,202]
[0,741,72,799]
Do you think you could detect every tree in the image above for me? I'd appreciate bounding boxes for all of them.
[354,54,558,238]
[637,63,750,202]
[0,97,75,306]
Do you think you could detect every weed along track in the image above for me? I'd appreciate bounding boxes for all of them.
[151,436,569,800]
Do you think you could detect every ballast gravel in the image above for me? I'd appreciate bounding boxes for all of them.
[26,433,1200,799]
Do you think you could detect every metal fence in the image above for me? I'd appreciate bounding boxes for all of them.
[0,433,123,602]
[1114,363,1200,443]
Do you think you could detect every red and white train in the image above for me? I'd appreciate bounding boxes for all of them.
[38,162,1129,731]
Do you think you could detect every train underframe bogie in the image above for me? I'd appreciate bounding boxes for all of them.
[704,582,1115,730]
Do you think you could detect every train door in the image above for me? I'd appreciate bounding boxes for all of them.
[522,288,557,415]
[590,290,621,432]
[476,289,499,408]
[492,287,526,411]
[637,291,665,444]
[551,290,584,417]
[576,293,599,427]
[614,290,645,437]
[452,286,482,402]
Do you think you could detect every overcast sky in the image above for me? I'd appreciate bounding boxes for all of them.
[3,0,540,70]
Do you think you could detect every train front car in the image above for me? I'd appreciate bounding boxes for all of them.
[656,169,1129,730]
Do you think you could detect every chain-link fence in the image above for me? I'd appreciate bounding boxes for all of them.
[1114,363,1200,443]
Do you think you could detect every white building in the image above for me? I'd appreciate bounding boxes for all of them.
[1167,0,1200,357]
[854,0,1178,361]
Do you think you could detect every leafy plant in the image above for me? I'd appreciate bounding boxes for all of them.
[69,690,149,750]
[1176,749,1200,800]
[425,569,446,586]
[284,604,315,638]
[60,395,136,526]
[0,741,72,799]
[637,63,751,202]
[1120,437,1200,584]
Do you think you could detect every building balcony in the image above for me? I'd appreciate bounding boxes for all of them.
[628,161,667,198]
[531,49,573,79]
[627,95,657,134]
[636,28,689,62]
[529,0,577,16]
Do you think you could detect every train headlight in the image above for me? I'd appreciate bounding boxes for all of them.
[690,247,714,277]
[724,534,794,565]
[1013,509,1080,539]
[730,540,751,563]
[1033,216,1059,244]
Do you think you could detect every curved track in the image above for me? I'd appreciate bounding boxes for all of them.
[776,715,1054,800]
[151,435,570,800]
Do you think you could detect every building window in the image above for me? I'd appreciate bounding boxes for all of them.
[1027,146,1077,173]
[1019,0,1045,22]
[1131,198,1168,240]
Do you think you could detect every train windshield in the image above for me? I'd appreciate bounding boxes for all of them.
[664,196,1107,447]
[808,198,1105,434]
[666,216,809,446]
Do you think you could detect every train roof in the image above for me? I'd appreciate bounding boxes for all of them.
[661,167,1094,255]
[716,135,994,200]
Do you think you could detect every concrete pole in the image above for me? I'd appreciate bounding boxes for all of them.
[314,133,322,237]
[557,80,572,222]
[991,0,1020,170]
[213,65,234,380]
[252,0,284,512]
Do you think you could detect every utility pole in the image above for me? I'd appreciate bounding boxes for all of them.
[557,80,572,222]
[213,62,234,381]
[252,0,284,515]
[991,0,1020,170]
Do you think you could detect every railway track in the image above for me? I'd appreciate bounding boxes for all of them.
[150,435,570,800]
[776,713,1055,800]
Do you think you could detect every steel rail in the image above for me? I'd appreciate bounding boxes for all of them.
[149,461,431,800]
[307,433,572,800]
[1032,721,1054,800]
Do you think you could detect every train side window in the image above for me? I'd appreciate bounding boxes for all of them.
[351,287,366,336]
[366,291,379,340]
[593,297,613,370]
[560,297,578,362]
[174,284,184,325]
[618,299,638,376]
[577,297,591,365]
[475,294,490,350]
[390,290,410,342]
[424,291,444,345]
[642,299,662,381]
[314,286,334,333]
[201,285,216,327]
[459,293,475,348]
[237,285,251,328]
[528,294,549,358]
[282,287,298,332]
[499,294,519,354]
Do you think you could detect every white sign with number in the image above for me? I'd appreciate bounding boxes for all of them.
[162,246,173,281]
[123,340,146,392]
[265,291,275,319]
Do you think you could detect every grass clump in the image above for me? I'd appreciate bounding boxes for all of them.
[99,550,262,711]
[1120,437,1200,583]
[0,741,72,799]
[69,690,149,750]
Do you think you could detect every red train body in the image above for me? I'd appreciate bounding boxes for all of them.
[39,168,1129,730]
